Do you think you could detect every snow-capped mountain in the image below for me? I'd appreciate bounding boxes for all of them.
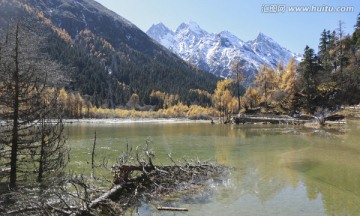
[147,22,301,81]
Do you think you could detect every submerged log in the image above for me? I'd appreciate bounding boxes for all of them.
[325,114,345,121]
[112,164,155,172]
[157,206,189,211]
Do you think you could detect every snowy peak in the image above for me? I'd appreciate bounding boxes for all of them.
[147,22,300,81]
[251,32,301,66]
[147,23,173,41]
[147,22,176,51]
[218,31,246,48]
[148,23,173,36]
[253,32,276,44]
[176,21,207,36]
[251,32,284,52]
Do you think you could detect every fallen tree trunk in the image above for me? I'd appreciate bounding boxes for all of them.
[111,164,214,185]
[88,184,123,209]
[71,162,226,215]
[0,141,229,216]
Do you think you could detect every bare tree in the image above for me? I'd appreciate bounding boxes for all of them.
[36,101,69,183]
[0,20,67,188]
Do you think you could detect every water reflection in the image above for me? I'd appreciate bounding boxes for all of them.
[67,121,360,216]
[215,123,360,216]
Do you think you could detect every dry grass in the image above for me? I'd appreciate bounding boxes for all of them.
[85,104,219,119]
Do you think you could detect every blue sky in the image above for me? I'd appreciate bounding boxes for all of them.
[94,0,359,54]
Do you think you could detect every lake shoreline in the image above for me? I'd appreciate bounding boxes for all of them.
[62,118,213,125]
[61,115,347,126]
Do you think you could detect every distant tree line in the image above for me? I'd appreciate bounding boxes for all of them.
[44,26,219,110]
[216,14,360,117]
[48,13,360,119]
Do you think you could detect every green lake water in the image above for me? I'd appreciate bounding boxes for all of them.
[67,120,360,216]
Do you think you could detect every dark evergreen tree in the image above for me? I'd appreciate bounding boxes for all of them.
[353,13,360,47]
[328,30,338,71]
[296,46,322,112]
[337,21,346,74]
[318,29,331,71]
[355,13,360,30]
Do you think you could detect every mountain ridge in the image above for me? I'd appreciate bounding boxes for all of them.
[147,22,301,82]
[0,0,219,107]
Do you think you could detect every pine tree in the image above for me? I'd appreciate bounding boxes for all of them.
[337,21,346,74]
[328,30,338,71]
[297,46,321,112]
[353,13,360,47]
[318,30,331,71]
[356,13,360,30]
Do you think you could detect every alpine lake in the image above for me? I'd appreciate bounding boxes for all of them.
[66,119,360,216]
